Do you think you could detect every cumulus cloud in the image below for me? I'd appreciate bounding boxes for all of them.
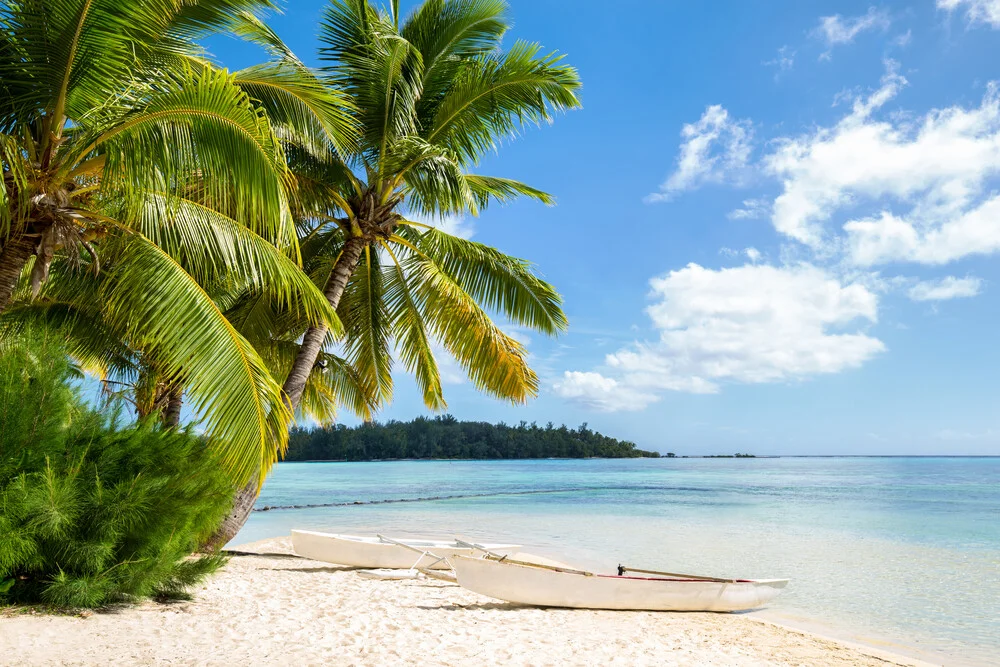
[645,105,753,203]
[552,371,659,412]
[813,7,892,55]
[938,0,1000,28]
[907,276,983,301]
[845,195,1000,265]
[555,263,885,411]
[763,62,1000,266]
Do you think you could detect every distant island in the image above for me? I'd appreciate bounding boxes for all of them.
[286,416,660,461]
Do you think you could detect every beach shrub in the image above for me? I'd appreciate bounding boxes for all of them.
[0,334,233,608]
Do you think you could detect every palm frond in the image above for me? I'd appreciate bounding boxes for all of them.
[463,174,553,207]
[402,0,507,112]
[405,248,536,403]
[424,40,581,165]
[381,242,444,409]
[402,226,566,335]
[99,230,292,485]
[339,245,394,406]
[319,0,424,168]
[131,193,342,333]
[71,66,293,248]
[234,60,358,157]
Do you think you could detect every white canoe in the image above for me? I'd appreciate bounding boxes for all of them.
[451,556,788,612]
[291,530,520,569]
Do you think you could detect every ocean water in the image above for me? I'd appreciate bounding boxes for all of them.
[234,457,1000,665]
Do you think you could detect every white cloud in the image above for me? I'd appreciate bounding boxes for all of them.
[764,63,1000,265]
[813,7,892,53]
[938,0,1000,28]
[764,62,909,246]
[431,343,467,385]
[763,46,795,78]
[646,105,753,203]
[552,371,659,412]
[845,195,1000,265]
[407,212,475,239]
[720,247,762,263]
[556,263,885,411]
[892,30,913,48]
[728,197,770,220]
[907,276,983,301]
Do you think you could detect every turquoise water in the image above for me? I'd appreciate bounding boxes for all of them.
[235,457,1000,665]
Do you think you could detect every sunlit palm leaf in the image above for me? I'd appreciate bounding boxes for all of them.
[131,193,342,333]
[381,243,444,409]
[401,226,566,334]
[405,247,536,403]
[340,246,394,405]
[100,230,291,484]
[234,60,358,157]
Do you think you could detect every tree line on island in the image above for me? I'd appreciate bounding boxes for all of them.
[287,416,661,461]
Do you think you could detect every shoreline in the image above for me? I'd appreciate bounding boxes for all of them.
[747,615,945,667]
[1,536,945,667]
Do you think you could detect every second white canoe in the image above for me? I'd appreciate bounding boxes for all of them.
[451,556,788,612]
[291,530,520,569]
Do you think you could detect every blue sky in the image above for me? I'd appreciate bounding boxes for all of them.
[209,0,1000,455]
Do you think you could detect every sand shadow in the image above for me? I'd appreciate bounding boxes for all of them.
[414,601,529,612]
[224,550,303,559]
[265,566,364,573]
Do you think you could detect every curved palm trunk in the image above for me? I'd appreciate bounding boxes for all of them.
[205,236,368,550]
[0,235,37,313]
[162,387,183,428]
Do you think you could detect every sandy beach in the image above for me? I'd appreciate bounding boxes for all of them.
[0,537,934,667]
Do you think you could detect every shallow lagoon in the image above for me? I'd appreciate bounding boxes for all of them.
[237,457,1000,665]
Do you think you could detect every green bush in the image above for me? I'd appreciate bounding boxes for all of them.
[0,333,234,608]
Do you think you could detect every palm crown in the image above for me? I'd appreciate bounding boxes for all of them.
[204,0,582,546]
[280,0,582,410]
[0,0,356,483]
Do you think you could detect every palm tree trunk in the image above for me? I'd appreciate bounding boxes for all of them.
[0,235,36,313]
[162,387,183,428]
[204,235,368,550]
[282,235,367,408]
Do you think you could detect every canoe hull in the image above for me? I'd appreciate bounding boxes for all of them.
[452,557,788,612]
[291,530,519,569]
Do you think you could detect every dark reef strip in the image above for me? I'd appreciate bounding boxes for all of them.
[252,484,717,512]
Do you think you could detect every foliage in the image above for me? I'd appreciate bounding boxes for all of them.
[286,415,660,461]
[0,333,233,608]
[270,0,582,413]
[0,0,354,485]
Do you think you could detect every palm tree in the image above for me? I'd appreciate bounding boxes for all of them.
[0,1,356,482]
[208,0,582,545]
[280,0,581,409]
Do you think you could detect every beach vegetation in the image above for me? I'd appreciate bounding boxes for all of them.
[0,331,234,608]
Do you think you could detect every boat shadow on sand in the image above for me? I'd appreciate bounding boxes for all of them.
[265,566,368,574]
[414,601,759,615]
[414,601,526,612]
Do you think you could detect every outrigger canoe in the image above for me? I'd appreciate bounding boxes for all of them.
[290,530,520,569]
[451,555,788,612]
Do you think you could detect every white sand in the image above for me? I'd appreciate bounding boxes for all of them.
[1,537,932,667]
